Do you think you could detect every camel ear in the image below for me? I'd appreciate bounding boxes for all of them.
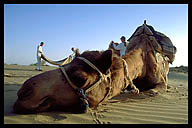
[98,50,112,74]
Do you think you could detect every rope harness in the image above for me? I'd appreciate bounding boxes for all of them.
[60,56,111,113]
[122,58,140,94]
[60,56,139,112]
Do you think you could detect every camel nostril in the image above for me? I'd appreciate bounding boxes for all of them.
[13,100,37,114]
[17,82,35,101]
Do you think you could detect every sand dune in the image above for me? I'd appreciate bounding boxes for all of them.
[4,64,188,124]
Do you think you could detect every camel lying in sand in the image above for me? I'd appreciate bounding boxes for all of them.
[109,22,177,93]
[13,23,176,114]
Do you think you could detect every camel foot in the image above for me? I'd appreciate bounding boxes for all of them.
[143,89,159,97]
[130,83,140,94]
[130,88,140,94]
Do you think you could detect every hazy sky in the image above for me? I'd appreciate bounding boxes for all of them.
[4,4,188,67]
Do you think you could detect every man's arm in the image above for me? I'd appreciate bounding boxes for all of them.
[113,43,123,50]
[38,46,43,54]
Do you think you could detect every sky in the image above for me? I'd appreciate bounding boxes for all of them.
[4,4,188,67]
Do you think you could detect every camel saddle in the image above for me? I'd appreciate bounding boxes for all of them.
[128,22,177,64]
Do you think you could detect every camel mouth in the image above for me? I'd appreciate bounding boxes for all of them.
[35,96,54,111]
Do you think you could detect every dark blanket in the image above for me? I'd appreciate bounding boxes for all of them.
[128,23,177,64]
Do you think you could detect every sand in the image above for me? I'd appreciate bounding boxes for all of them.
[4,64,188,124]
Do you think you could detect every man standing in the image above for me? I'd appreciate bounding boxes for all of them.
[112,36,127,57]
[36,42,44,71]
[71,47,80,59]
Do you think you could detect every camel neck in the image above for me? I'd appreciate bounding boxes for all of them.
[123,48,145,81]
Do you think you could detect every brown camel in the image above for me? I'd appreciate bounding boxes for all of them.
[109,22,177,94]
[13,23,176,114]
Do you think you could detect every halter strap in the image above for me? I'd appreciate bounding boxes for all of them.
[60,56,112,112]
[60,66,78,90]
[77,57,111,92]
[60,56,111,93]
[77,57,103,77]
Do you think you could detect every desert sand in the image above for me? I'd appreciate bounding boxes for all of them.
[4,64,188,124]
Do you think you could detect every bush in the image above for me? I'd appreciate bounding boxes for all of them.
[30,63,37,66]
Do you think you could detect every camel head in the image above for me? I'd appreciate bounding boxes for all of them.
[13,50,113,113]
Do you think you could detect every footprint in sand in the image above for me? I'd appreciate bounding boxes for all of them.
[89,108,111,124]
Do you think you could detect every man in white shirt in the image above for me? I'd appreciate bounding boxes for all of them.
[71,47,80,59]
[112,36,127,57]
[36,42,44,71]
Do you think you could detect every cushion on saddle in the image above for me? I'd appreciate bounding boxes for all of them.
[155,31,176,55]
[128,23,177,64]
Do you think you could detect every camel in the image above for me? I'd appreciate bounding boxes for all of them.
[41,48,80,66]
[13,22,176,114]
[109,21,177,93]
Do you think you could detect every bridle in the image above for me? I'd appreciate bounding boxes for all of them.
[60,56,111,113]
[60,56,140,113]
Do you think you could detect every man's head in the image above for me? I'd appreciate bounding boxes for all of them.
[71,47,75,52]
[40,42,44,46]
[120,36,126,43]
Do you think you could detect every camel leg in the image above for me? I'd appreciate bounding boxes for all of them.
[144,69,168,96]
[144,52,168,96]
[143,82,167,96]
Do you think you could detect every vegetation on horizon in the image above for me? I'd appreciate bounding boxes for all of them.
[169,65,188,73]
[29,60,48,66]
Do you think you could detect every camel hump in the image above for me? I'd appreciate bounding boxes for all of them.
[128,21,177,64]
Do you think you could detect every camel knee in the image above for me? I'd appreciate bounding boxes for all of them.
[154,82,167,93]
[130,83,140,94]
[152,63,158,73]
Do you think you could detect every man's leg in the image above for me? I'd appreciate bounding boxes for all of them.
[39,58,42,71]
[36,56,41,71]
[36,56,39,70]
